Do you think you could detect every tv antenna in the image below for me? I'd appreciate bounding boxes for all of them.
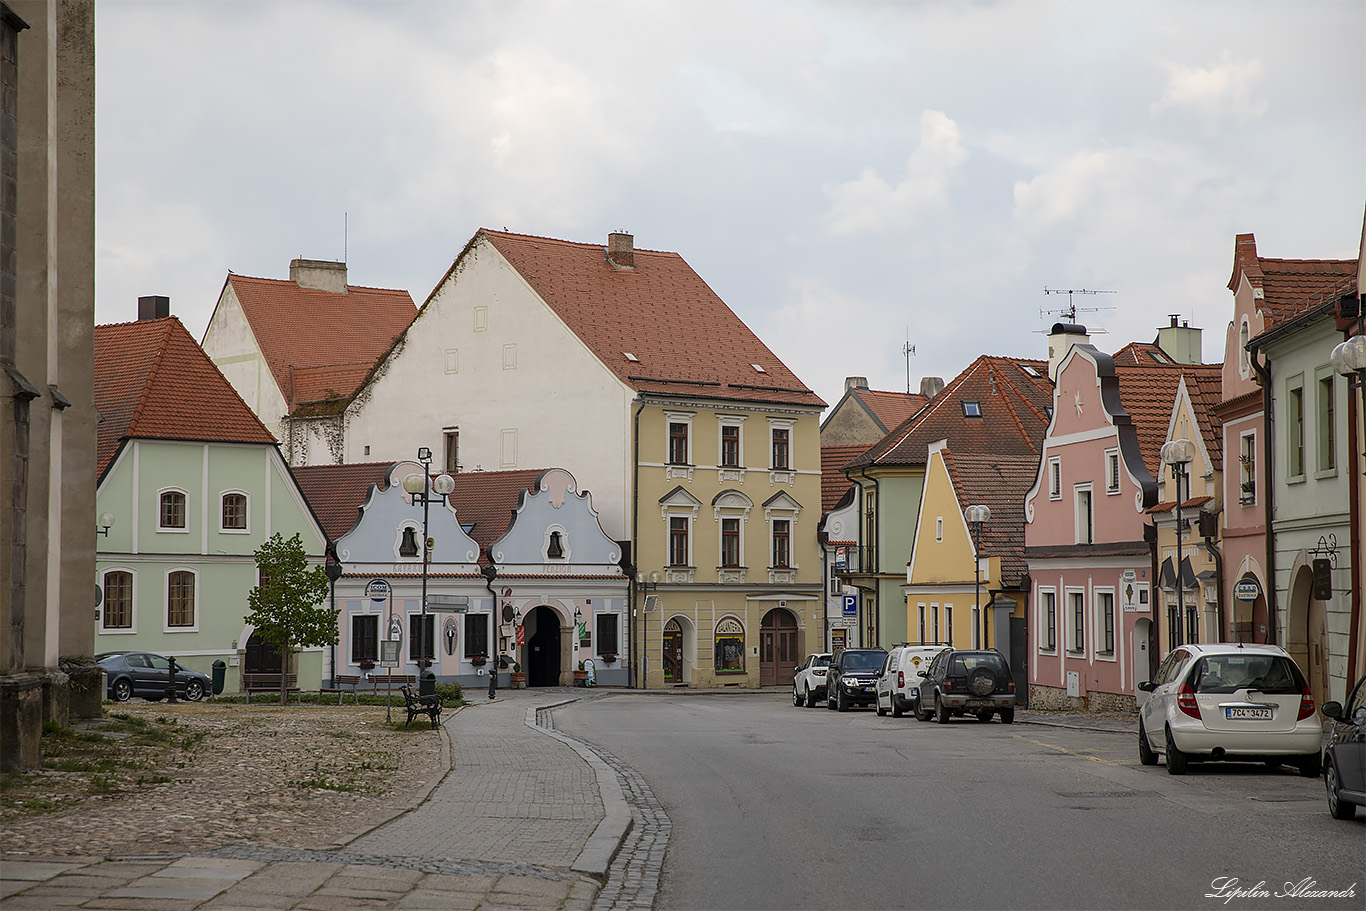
[902,329,916,394]
[1042,287,1116,323]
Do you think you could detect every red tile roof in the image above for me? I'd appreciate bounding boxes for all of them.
[941,450,1039,588]
[854,388,929,431]
[474,230,825,408]
[1226,234,1358,333]
[1111,341,1175,367]
[291,463,545,551]
[1113,362,1223,478]
[95,317,277,479]
[821,444,868,513]
[223,274,416,410]
[848,356,1054,469]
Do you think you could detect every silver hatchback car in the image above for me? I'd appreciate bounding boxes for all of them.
[1137,643,1321,776]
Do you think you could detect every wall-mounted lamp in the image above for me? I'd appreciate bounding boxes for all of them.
[96,512,114,537]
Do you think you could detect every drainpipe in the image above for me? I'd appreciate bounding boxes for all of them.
[1344,310,1363,679]
[631,398,645,689]
[1200,535,1225,642]
[856,467,880,648]
[1250,345,1279,645]
[818,528,829,652]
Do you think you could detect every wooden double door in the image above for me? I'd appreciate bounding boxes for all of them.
[759,609,799,687]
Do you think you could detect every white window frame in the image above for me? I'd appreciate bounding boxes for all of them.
[1315,366,1337,477]
[157,487,189,533]
[1094,588,1116,659]
[935,516,943,542]
[768,418,794,470]
[1239,430,1257,506]
[717,416,746,470]
[164,567,199,632]
[1066,588,1085,654]
[1286,373,1305,481]
[595,612,621,656]
[100,567,137,634]
[667,514,692,568]
[918,603,927,643]
[1104,448,1120,495]
[543,524,570,562]
[219,489,250,534]
[1074,484,1094,545]
[1238,316,1251,379]
[1038,588,1057,653]
[350,610,381,665]
[1048,457,1061,500]
[931,603,940,643]
[944,603,954,646]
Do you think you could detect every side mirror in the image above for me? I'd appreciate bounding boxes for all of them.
[1321,701,1344,721]
[1137,681,1156,692]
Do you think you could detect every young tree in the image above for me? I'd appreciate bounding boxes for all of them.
[245,533,335,705]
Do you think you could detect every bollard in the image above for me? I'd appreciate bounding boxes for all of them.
[166,656,179,704]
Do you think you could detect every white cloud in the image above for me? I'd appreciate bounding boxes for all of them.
[822,110,968,236]
[1151,52,1267,127]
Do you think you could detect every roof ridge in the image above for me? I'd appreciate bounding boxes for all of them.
[228,273,413,295]
[480,227,673,257]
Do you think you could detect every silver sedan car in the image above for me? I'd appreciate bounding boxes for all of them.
[1137,643,1321,776]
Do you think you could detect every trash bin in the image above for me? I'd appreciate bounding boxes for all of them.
[419,669,437,697]
[211,659,227,696]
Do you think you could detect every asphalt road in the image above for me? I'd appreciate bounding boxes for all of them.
[556,693,1364,911]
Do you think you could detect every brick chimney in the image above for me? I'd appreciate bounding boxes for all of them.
[137,295,169,321]
[290,258,348,294]
[607,232,634,271]
[1047,322,1090,381]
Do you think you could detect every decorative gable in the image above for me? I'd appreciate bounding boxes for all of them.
[335,461,481,566]
[488,468,622,571]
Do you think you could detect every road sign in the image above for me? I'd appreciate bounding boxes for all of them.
[366,579,390,602]
[426,594,469,612]
[842,594,857,617]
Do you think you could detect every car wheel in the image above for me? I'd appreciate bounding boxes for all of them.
[111,678,132,702]
[891,698,904,718]
[1297,753,1321,779]
[806,687,818,708]
[968,667,996,697]
[184,680,204,702]
[914,696,930,722]
[826,689,837,710]
[837,689,849,712]
[1165,728,1188,775]
[1325,760,1357,820]
[875,695,887,716]
[999,708,1014,724]
[935,695,950,724]
[793,684,803,707]
[1137,720,1158,765]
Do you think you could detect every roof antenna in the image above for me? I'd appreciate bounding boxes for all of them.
[344,212,348,264]
[902,328,916,394]
[1039,287,1116,335]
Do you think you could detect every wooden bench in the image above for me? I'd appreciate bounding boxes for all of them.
[399,684,442,729]
[366,673,416,694]
[241,672,300,702]
[321,674,364,705]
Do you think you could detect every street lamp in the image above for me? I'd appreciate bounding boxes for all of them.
[96,512,114,537]
[402,448,455,672]
[965,505,991,649]
[325,557,343,688]
[1332,333,1366,478]
[1161,439,1195,647]
[635,571,661,689]
[481,549,498,698]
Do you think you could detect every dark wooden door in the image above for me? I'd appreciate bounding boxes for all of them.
[663,621,682,682]
[245,631,282,673]
[527,606,561,687]
[760,609,799,687]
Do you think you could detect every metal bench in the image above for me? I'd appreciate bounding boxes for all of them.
[399,684,442,729]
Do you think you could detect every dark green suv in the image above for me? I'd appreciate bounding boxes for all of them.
[825,648,888,712]
[914,649,1016,723]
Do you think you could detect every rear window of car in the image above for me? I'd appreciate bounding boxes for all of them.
[811,655,831,668]
[842,651,887,671]
[1189,654,1304,694]
[948,653,1008,676]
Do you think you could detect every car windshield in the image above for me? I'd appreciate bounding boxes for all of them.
[842,651,886,671]
[949,653,1008,676]
[1190,654,1303,694]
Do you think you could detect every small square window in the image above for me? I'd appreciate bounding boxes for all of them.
[962,401,981,417]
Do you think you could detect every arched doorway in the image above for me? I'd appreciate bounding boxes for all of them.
[525,605,562,687]
[244,630,282,674]
[663,618,683,683]
[1286,565,1328,708]
[759,608,799,687]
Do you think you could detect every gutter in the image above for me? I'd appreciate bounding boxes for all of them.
[630,398,645,689]
[856,466,881,648]
[1249,344,1279,645]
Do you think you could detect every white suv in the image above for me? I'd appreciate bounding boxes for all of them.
[791,653,833,708]
[875,645,949,718]
[1137,643,1322,776]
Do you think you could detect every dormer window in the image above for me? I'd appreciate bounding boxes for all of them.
[963,401,982,418]
[547,531,565,559]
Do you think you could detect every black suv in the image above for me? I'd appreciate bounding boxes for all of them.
[914,649,1016,723]
[825,648,888,712]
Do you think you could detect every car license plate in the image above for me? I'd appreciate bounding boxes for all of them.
[1226,706,1272,720]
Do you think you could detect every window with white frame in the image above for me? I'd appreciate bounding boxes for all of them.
[1075,485,1093,545]
[719,420,743,468]
[352,614,379,663]
[1040,589,1057,651]
[1238,317,1250,379]
[409,614,435,662]
[102,570,133,630]
[666,412,694,466]
[1287,375,1305,479]
[770,425,790,469]
[167,569,196,628]
[721,517,741,567]
[918,604,926,643]
[1068,590,1085,653]
[159,489,187,531]
[464,613,489,658]
[1104,448,1120,494]
[220,492,248,532]
[771,519,791,568]
[1317,369,1336,473]
[669,516,690,566]
[1096,590,1115,656]
[1239,431,1256,505]
[1048,457,1061,500]
[596,613,619,656]
[931,603,940,642]
[945,603,953,646]
[935,516,943,542]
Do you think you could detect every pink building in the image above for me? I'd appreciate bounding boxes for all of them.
[1024,326,1214,710]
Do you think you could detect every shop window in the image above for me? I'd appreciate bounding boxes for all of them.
[714,617,745,673]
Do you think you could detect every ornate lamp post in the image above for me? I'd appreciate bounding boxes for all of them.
[325,557,343,687]
[1161,439,1195,647]
[965,505,991,648]
[402,448,455,672]
[481,550,498,698]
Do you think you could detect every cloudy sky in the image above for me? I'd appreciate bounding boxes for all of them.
[96,0,1364,410]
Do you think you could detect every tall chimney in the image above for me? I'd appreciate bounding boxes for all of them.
[137,295,169,321]
[919,376,945,399]
[844,376,869,391]
[1155,316,1203,365]
[607,232,634,270]
[1047,322,1090,381]
[289,258,348,293]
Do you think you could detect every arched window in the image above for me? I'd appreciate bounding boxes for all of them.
[167,570,195,627]
[159,490,187,530]
[714,617,745,673]
[221,492,247,531]
[102,571,132,629]
[547,530,565,559]
[1239,317,1251,378]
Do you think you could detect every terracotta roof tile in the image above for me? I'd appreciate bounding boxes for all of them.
[1113,362,1222,478]
[820,444,868,513]
[1111,341,1176,367]
[849,356,1054,469]
[95,317,276,479]
[291,463,545,550]
[854,388,929,431]
[940,451,1038,587]
[224,274,416,409]
[1226,236,1358,333]
[478,230,825,408]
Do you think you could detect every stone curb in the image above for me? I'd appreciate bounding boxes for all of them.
[521,699,633,880]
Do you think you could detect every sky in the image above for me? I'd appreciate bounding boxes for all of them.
[95,0,1365,411]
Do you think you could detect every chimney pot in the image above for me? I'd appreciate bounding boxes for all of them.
[137,295,170,321]
[919,376,945,399]
[607,232,635,270]
[845,376,869,391]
